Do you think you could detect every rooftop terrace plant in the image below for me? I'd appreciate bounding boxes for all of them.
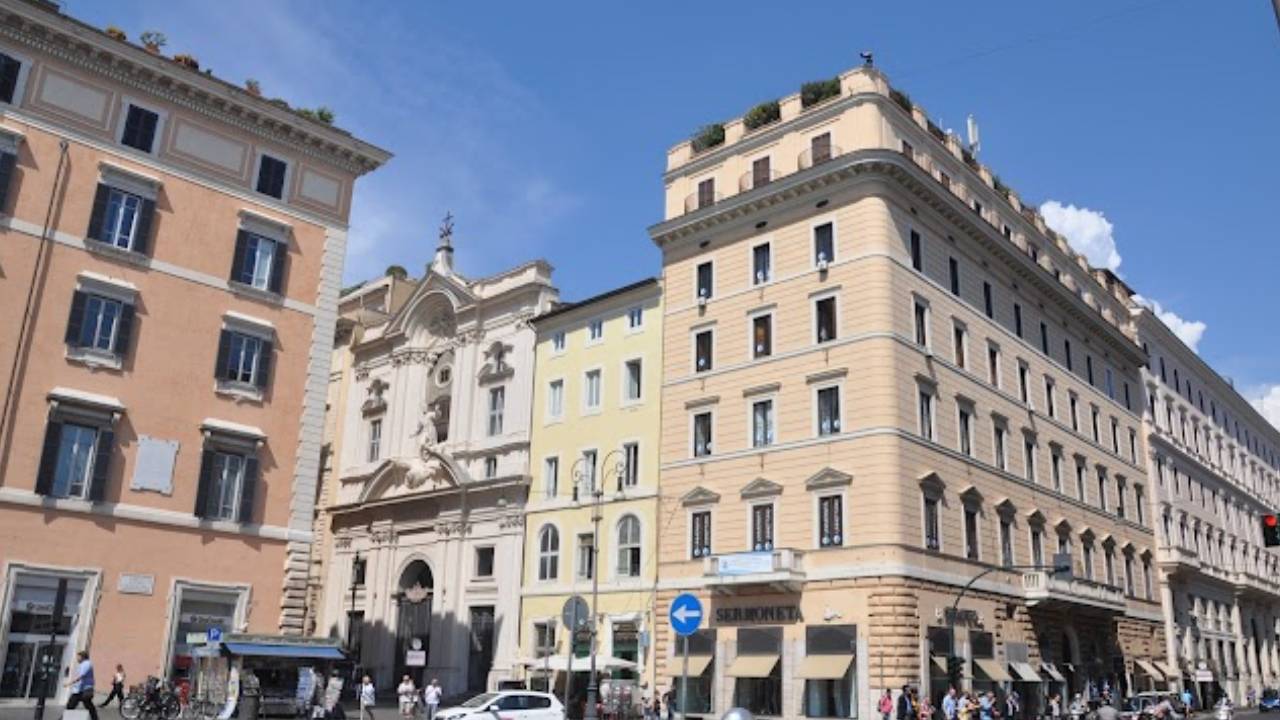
[742,100,780,131]
[800,77,841,109]
[691,123,725,153]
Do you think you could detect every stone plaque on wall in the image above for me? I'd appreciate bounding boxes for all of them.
[118,573,155,596]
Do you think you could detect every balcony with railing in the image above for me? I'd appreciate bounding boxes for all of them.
[797,144,844,171]
[739,168,782,193]
[684,189,724,215]
[1156,544,1201,572]
[1021,570,1126,612]
[702,548,805,593]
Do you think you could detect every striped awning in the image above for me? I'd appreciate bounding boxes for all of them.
[973,658,1013,682]
[1134,660,1165,681]
[796,655,853,680]
[726,655,779,678]
[1010,662,1042,682]
[1041,663,1067,682]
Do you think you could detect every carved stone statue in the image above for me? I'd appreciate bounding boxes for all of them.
[404,440,445,490]
[412,402,440,446]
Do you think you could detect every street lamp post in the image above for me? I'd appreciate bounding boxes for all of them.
[572,450,626,720]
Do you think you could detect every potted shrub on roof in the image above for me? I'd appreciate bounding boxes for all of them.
[297,106,336,125]
[105,26,126,42]
[173,54,199,71]
[800,77,841,109]
[742,100,780,131]
[139,30,166,54]
[244,79,261,97]
[690,123,725,153]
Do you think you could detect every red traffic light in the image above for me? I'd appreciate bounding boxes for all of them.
[1266,515,1279,528]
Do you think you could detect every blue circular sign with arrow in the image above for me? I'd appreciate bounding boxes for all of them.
[669,593,703,637]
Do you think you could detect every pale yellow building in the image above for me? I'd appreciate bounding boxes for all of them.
[651,66,1165,719]
[518,278,664,708]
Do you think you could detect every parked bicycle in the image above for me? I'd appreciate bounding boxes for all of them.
[121,676,183,720]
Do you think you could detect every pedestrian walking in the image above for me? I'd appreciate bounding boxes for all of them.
[918,694,934,720]
[897,685,916,720]
[942,687,958,720]
[359,675,376,720]
[64,650,100,720]
[1049,693,1061,720]
[397,675,416,718]
[879,689,895,720]
[423,678,442,720]
[100,664,126,708]
[1180,689,1193,713]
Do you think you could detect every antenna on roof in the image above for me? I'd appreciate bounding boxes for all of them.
[967,114,981,156]
[860,51,874,67]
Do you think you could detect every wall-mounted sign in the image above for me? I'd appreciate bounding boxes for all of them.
[941,608,983,627]
[715,553,774,576]
[713,605,803,625]
[118,574,155,596]
[406,651,426,667]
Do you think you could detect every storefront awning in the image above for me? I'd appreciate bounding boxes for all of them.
[1010,662,1042,682]
[1041,663,1067,682]
[931,656,949,674]
[670,655,714,677]
[1157,661,1181,678]
[973,658,1013,682]
[223,642,344,659]
[520,656,638,672]
[796,655,853,680]
[726,655,779,678]
[1134,660,1165,681]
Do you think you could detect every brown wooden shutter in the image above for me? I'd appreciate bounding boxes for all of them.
[86,184,111,243]
[34,420,63,496]
[238,456,259,523]
[64,291,88,346]
[193,449,214,518]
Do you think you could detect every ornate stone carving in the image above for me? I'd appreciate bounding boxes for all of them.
[438,520,470,537]
[361,378,389,416]
[498,513,525,530]
[334,536,352,549]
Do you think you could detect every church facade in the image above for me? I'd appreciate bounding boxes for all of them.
[316,223,558,694]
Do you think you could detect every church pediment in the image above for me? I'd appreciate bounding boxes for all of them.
[358,447,465,504]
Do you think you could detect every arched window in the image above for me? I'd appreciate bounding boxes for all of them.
[538,526,559,581]
[616,515,641,578]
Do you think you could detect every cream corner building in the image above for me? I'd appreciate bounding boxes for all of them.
[517,278,664,707]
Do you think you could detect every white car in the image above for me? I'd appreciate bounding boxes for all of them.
[435,691,564,720]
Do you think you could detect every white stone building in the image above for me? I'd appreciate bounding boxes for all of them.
[317,224,557,695]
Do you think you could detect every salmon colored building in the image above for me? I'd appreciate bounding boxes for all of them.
[0,0,388,703]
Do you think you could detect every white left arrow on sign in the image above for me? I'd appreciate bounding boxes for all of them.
[673,605,702,624]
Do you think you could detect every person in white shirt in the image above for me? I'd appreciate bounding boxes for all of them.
[360,675,377,720]
[423,679,442,720]
[397,676,417,718]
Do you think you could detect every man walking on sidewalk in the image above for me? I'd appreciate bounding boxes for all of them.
[423,678,442,720]
[64,651,100,720]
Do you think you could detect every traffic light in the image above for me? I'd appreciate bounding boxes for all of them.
[947,656,965,686]
[1263,514,1280,548]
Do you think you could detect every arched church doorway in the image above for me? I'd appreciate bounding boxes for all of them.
[395,560,433,684]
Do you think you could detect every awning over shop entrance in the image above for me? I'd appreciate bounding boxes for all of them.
[670,655,714,677]
[223,642,345,660]
[973,659,1012,682]
[1134,660,1165,682]
[931,656,949,674]
[1041,664,1067,682]
[1010,662,1042,682]
[796,655,853,679]
[726,655,779,678]
[1157,661,1180,678]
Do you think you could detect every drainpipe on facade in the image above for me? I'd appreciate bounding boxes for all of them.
[0,139,69,480]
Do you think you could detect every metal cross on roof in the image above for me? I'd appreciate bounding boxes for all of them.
[439,211,454,247]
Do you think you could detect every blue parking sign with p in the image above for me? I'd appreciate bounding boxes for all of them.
[669,593,703,637]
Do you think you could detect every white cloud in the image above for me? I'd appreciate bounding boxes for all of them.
[1251,385,1280,431]
[1039,200,1122,271]
[1131,295,1207,352]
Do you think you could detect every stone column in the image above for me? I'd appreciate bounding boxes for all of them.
[1160,580,1181,692]
[1232,599,1249,701]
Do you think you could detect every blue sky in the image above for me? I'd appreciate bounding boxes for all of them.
[69,1,1280,423]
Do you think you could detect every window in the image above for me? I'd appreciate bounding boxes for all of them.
[487,386,505,435]
[1051,451,1063,492]
[484,456,498,478]
[1039,321,1049,355]
[1030,526,1045,567]
[1070,393,1080,432]
[1076,460,1087,501]
[694,329,713,372]
[0,51,21,104]
[1124,554,1135,596]
[1000,518,1014,567]
[692,411,713,457]
[813,222,834,265]
[811,132,833,163]
[87,184,157,254]
[1105,367,1115,399]
[696,261,713,300]
[1082,542,1094,581]
[547,379,564,419]
[1110,417,1120,453]
[815,296,837,343]
[552,331,566,352]
[964,507,980,560]
[35,420,109,501]
[953,323,968,369]
[578,450,598,498]
[1143,559,1153,599]
[697,178,715,209]
[983,282,993,318]
[1013,303,1023,338]
[576,532,595,580]
[691,511,712,558]
[994,424,1008,471]
[803,625,856,718]
[543,457,559,499]
[1086,355,1095,385]
[1018,362,1030,404]
[616,516,641,577]
[1135,484,1145,525]
[1097,469,1109,512]
[1105,548,1116,587]
[751,504,774,551]
[752,314,772,358]
[622,442,639,489]
[751,156,772,189]
[475,547,495,578]
[752,399,774,448]
[988,344,1002,387]
[65,291,134,357]
[624,359,642,401]
[923,495,941,550]
[752,243,771,284]
[918,389,934,441]
[913,300,929,347]
[588,319,604,341]
[817,386,841,436]
[818,495,843,547]
[231,231,285,293]
[1091,406,1100,443]
[584,370,601,411]
[537,526,559,580]
[949,257,960,295]
[1024,437,1037,482]
[909,230,923,271]
[367,419,382,462]
[215,330,272,389]
[1117,477,1127,520]
[121,104,160,153]
[255,154,289,199]
[1045,378,1057,418]
[1064,339,1073,370]
[194,446,258,523]
[958,407,973,457]
[627,306,644,329]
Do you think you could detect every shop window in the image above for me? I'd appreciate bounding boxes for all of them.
[802,624,857,718]
[674,630,716,714]
[732,627,782,717]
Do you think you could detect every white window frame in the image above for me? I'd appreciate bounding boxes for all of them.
[586,318,605,345]
[812,289,840,345]
[917,383,936,442]
[962,503,982,561]
[620,440,640,489]
[613,514,643,580]
[626,305,644,332]
[690,407,715,458]
[813,491,847,549]
[750,239,773,286]
[748,307,775,361]
[116,97,168,156]
[620,357,644,405]
[575,531,596,581]
[691,324,715,374]
[550,331,567,354]
[993,419,1009,471]
[952,319,969,370]
[546,378,565,422]
[367,417,382,463]
[251,149,293,200]
[543,456,560,499]
[583,367,603,415]
[536,523,561,582]
[0,44,33,107]
[957,401,975,457]
[487,385,505,436]
[911,293,931,350]
[810,214,838,267]
[694,259,714,302]
[987,341,1003,389]
[813,381,844,437]
[749,394,776,449]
